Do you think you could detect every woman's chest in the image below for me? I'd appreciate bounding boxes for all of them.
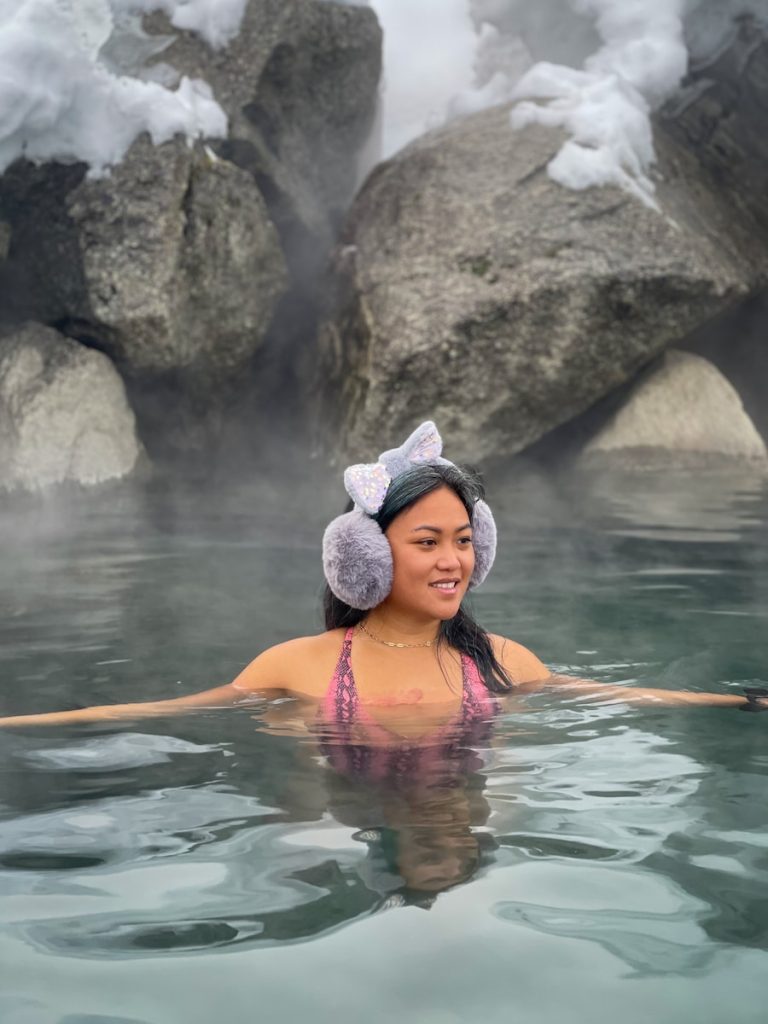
[350,646,465,706]
[347,649,466,739]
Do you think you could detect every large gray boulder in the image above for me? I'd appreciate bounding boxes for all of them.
[0,137,287,455]
[72,137,287,381]
[580,350,768,466]
[317,103,767,463]
[0,323,143,492]
[3,136,287,380]
[143,0,382,273]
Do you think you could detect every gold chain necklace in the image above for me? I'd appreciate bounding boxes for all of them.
[358,619,437,649]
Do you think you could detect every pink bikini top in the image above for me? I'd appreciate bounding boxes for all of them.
[317,627,498,786]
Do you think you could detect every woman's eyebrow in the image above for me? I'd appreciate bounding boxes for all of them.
[410,522,472,534]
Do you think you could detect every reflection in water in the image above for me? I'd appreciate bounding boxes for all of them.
[321,723,496,904]
[1,711,500,957]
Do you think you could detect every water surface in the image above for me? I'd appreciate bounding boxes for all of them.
[0,465,766,1024]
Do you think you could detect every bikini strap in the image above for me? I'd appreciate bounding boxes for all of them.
[461,653,492,719]
[328,627,358,724]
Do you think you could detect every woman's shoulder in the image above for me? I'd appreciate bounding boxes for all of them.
[263,629,347,657]
[487,633,550,685]
[230,629,347,698]
[272,629,349,670]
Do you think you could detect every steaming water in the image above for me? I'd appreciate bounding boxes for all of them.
[0,466,767,1024]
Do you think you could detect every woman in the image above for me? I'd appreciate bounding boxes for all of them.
[0,420,765,730]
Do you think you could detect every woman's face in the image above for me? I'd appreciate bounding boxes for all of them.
[381,486,475,621]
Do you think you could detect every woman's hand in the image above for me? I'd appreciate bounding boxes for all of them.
[740,687,768,712]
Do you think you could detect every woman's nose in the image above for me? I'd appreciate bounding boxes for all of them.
[436,547,461,569]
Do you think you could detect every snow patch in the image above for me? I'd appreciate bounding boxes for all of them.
[510,1,689,208]
[0,0,243,178]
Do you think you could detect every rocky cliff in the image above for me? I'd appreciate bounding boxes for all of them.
[3,4,768,492]
[0,0,381,485]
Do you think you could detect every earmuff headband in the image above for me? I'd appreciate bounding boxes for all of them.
[322,422,497,609]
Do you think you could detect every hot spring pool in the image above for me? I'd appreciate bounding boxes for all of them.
[0,466,766,1024]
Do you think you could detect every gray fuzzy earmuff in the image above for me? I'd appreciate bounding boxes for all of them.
[468,499,497,587]
[322,422,498,610]
[323,510,394,610]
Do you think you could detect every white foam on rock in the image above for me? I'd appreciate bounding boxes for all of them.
[510,0,768,205]
[0,0,242,177]
[510,1,689,208]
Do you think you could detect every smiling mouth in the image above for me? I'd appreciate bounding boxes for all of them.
[430,580,460,592]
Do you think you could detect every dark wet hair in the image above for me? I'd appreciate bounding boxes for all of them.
[323,463,513,694]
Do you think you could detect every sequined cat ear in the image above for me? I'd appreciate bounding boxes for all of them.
[403,420,443,464]
[344,461,392,514]
[379,420,445,477]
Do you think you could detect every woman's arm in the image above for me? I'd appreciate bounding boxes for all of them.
[491,635,765,710]
[0,641,304,729]
[0,682,255,729]
[530,674,753,709]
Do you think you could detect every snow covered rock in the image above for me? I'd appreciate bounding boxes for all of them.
[579,350,768,465]
[317,102,767,463]
[0,323,143,492]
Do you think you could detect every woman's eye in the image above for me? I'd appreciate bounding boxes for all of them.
[416,536,472,548]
